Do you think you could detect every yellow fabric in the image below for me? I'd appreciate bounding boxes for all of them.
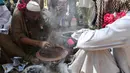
[44,0,48,9]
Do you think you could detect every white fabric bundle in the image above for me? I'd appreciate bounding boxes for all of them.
[0,5,12,34]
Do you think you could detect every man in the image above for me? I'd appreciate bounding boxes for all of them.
[0,0,51,63]
[68,0,130,73]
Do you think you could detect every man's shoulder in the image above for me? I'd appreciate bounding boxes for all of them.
[12,9,22,18]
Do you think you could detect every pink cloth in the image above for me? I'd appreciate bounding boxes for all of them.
[67,38,75,45]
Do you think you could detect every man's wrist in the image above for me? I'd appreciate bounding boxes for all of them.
[35,41,41,47]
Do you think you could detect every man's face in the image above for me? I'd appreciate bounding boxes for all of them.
[25,10,41,21]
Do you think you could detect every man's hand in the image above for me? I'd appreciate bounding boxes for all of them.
[39,41,51,48]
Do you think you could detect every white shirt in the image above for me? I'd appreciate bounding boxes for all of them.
[69,11,130,73]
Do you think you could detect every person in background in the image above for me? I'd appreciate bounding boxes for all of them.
[0,0,13,64]
[6,0,18,15]
[76,0,96,28]
[0,0,4,5]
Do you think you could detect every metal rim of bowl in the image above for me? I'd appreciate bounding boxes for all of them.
[36,48,68,62]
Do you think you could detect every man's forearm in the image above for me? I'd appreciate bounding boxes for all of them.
[76,27,127,51]
[20,37,41,47]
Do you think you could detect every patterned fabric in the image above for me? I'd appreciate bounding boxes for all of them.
[95,0,104,28]
[95,0,130,29]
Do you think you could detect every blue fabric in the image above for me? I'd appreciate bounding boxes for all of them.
[0,0,4,4]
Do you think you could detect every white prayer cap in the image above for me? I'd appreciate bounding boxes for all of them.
[26,0,40,12]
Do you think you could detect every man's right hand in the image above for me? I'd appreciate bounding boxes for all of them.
[38,41,51,48]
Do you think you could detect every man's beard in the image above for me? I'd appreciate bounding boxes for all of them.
[27,18,40,24]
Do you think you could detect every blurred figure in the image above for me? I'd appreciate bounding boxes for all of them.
[77,0,96,28]
[47,0,68,29]
[0,0,12,64]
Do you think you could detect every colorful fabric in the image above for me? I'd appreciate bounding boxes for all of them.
[0,0,4,5]
[102,11,126,28]
[95,0,128,29]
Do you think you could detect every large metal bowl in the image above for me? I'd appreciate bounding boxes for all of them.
[36,45,68,62]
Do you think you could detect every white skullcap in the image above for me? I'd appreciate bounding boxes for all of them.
[26,0,40,12]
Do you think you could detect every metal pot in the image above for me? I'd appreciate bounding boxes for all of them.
[36,45,68,62]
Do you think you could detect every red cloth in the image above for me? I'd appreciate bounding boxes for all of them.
[67,38,75,45]
[102,11,126,28]
[17,0,30,11]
